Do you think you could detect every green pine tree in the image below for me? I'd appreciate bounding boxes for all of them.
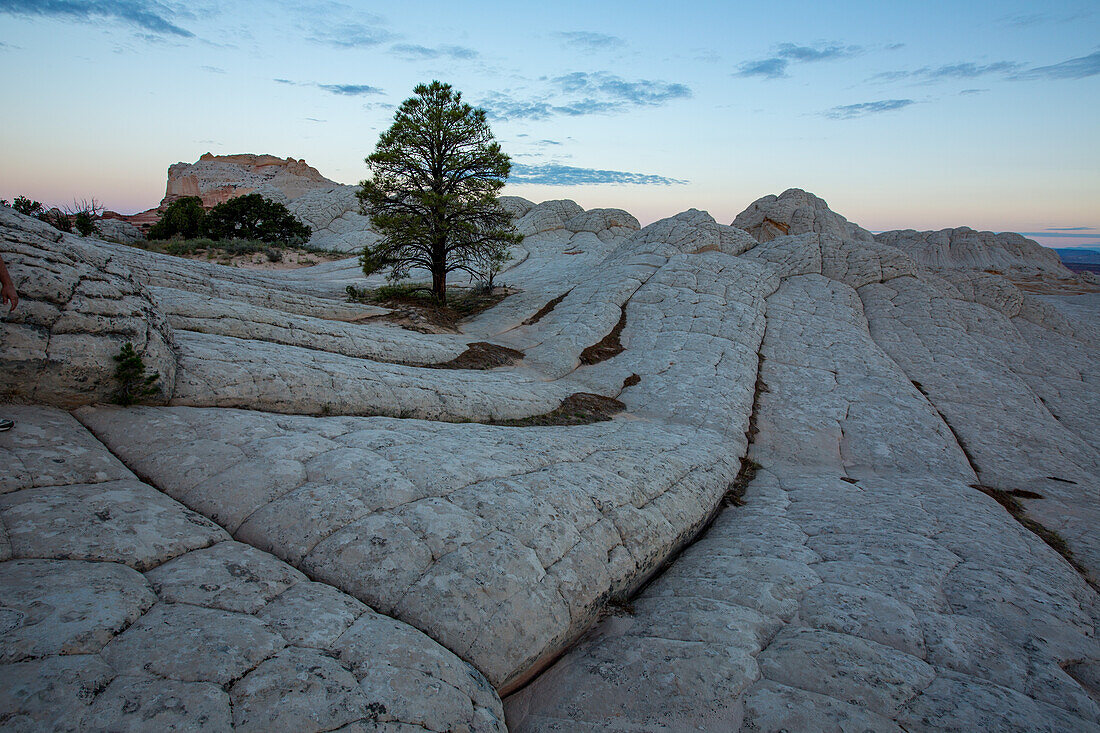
[112,342,161,406]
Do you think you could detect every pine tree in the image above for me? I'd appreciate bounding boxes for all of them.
[357,81,521,305]
[112,342,161,406]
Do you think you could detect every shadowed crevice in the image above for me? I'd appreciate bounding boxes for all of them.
[579,307,626,365]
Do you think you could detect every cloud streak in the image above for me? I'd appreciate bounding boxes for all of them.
[482,72,690,121]
[308,20,394,48]
[555,31,625,51]
[275,79,384,96]
[822,99,915,119]
[872,52,1100,85]
[872,61,1023,83]
[390,43,477,60]
[553,71,690,105]
[0,0,193,37]
[735,42,863,79]
[510,163,687,186]
[1012,50,1100,80]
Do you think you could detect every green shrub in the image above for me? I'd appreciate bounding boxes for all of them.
[12,195,43,216]
[202,194,311,244]
[149,196,206,240]
[111,342,161,405]
[74,210,94,236]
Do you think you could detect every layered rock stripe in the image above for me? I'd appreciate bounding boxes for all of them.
[1,183,1097,730]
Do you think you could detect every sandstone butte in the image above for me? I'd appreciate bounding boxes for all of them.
[1,154,1098,732]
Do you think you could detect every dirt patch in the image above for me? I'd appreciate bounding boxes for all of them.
[579,308,627,365]
[523,291,570,326]
[490,392,625,427]
[429,342,524,370]
[1009,274,1100,296]
[622,373,641,389]
[363,286,515,334]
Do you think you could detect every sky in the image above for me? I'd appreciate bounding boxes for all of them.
[1,0,1098,249]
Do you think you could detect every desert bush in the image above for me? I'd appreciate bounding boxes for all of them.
[202,194,311,244]
[74,210,94,236]
[69,198,104,236]
[40,208,72,232]
[149,196,206,240]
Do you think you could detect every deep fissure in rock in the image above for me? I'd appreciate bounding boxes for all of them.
[522,291,570,326]
[910,381,1093,586]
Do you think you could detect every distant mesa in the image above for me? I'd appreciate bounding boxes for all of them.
[163,152,336,208]
[149,153,382,253]
[121,152,340,234]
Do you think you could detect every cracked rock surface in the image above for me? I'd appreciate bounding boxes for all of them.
[0,405,505,732]
[1,184,1097,730]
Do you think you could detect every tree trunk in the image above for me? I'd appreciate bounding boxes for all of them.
[432,265,447,305]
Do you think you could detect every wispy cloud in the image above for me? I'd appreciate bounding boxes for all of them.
[482,93,556,120]
[0,0,193,37]
[775,42,857,62]
[872,52,1100,85]
[1012,50,1100,80]
[1021,230,1100,239]
[275,79,384,96]
[200,65,225,74]
[482,73,690,121]
[736,58,789,79]
[510,163,687,186]
[735,42,863,79]
[552,71,690,105]
[554,31,625,51]
[317,83,383,96]
[390,43,477,60]
[822,99,915,119]
[999,10,1092,28]
[871,61,1023,84]
[309,19,394,48]
[959,88,988,95]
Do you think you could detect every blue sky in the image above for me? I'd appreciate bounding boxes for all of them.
[1,0,1098,248]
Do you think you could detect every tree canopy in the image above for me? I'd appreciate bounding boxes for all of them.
[202,194,311,243]
[148,196,206,239]
[357,80,521,304]
[148,193,311,244]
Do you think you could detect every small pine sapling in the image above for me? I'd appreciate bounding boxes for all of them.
[112,342,161,405]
